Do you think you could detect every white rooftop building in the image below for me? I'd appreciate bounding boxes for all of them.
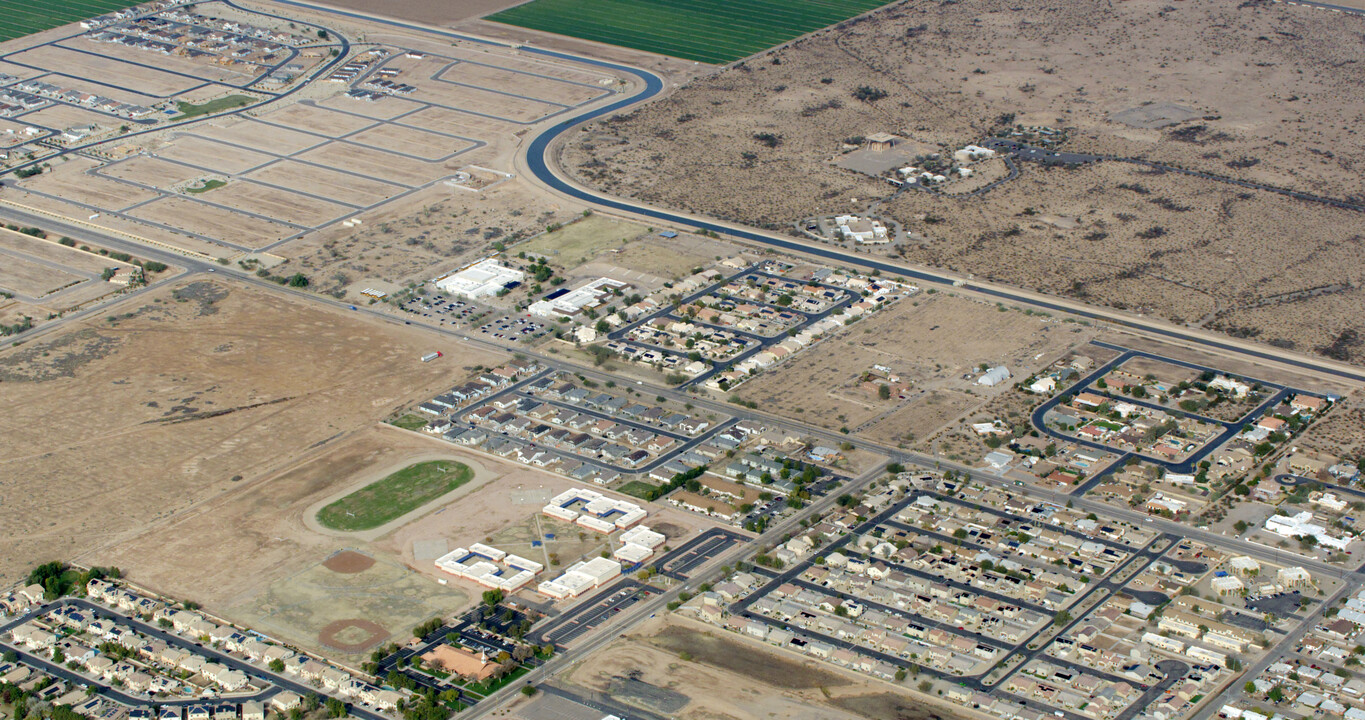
[433,543,543,592]
[433,258,524,299]
[977,366,1011,386]
[537,557,621,599]
[527,277,629,318]
[543,488,647,531]
[1264,511,1350,550]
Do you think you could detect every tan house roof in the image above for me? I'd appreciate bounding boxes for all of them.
[421,645,498,681]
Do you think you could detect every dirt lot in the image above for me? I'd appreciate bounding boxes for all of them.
[278,180,557,299]
[20,156,159,210]
[230,551,467,663]
[736,292,1096,433]
[0,277,500,590]
[560,0,1365,364]
[558,615,947,720]
[0,253,84,297]
[6,44,202,96]
[128,196,297,247]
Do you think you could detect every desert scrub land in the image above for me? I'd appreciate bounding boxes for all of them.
[561,0,1365,362]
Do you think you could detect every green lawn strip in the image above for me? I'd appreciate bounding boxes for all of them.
[390,414,429,431]
[185,179,226,194]
[174,94,256,120]
[462,665,530,697]
[617,480,660,500]
[316,460,472,531]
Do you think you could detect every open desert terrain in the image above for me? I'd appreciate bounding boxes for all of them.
[560,0,1365,363]
[0,277,499,589]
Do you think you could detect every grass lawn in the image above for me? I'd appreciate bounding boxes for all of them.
[488,0,895,64]
[462,665,530,698]
[175,94,255,120]
[390,414,428,431]
[0,0,141,43]
[617,480,660,500]
[185,179,226,194]
[517,215,645,268]
[317,460,472,531]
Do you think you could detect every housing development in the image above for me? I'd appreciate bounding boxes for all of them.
[1,1,1363,720]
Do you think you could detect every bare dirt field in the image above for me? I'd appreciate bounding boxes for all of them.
[315,94,428,121]
[256,101,377,136]
[278,180,557,299]
[7,44,202,97]
[244,161,403,208]
[128,196,297,247]
[560,0,1365,365]
[153,134,277,175]
[557,615,941,720]
[3,191,236,259]
[207,181,350,227]
[344,123,475,161]
[438,60,609,107]
[0,229,128,276]
[197,120,323,157]
[0,253,84,297]
[0,277,500,590]
[230,551,467,662]
[294,142,445,187]
[20,156,159,209]
[736,292,1096,433]
[99,156,211,191]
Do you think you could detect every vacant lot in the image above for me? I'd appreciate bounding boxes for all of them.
[230,552,467,663]
[737,292,1093,433]
[489,0,896,64]
[562,0,1365,363]
[0,278,499,589]
[317,460,473,531]
[559,615,938,720]
[0,0,140,43]
[518,215,646,267]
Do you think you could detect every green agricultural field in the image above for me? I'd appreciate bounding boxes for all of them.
[0,0,141,43]
[616,480,660,500]
[317,460,473,531]
[174,94,255,120]
[488,0,895,64]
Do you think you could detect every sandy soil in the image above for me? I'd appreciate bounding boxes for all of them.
[0,277,500,589]
[555,614,950,720]
[736,292,1097,434]
[559,0,1365,364]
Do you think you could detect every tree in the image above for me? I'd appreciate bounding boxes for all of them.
[482,589,504,609]
[1244,681,1256,694]
[894,668,907,682]
[325,697,346,718]
[269,658,285,673]
[1054,610,1072,626]
[878,384,891,400]
[287,273,309,288]
[520,685,537,697]
[917,680,932,693]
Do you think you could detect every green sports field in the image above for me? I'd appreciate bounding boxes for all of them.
[0,0,142,44]
[488,0,896,65]
[316,460,474,532]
